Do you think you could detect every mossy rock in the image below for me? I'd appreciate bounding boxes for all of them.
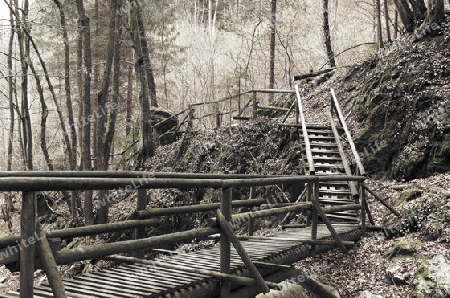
[384,240,421,259]
[393,189,422,207]
[412,255,450,298]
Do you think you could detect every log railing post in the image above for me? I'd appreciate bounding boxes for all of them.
[133,188,148,258]
[252,91,257,119]
[306,183,312,226]
[360,183,367,236]
[220,187,232,298]
[248,187,255,236]
[20,191,37,298]
[310,181,318,257]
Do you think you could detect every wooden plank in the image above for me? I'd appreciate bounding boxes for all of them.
[220,187,232,298]
[73,272,160,293]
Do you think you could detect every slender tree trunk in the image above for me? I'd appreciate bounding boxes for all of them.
[269,0,276,96]
[376,0,384,48]
[130,2,155,165]
[384,0,392,42]
[12,0,33,170]
[92,0,99,170]
[76,0,93,225]
[322,0,336,67]
[126,64,133,137]
[53,0,77,171]
[427,0,445,27]
[7,0,15,171]
[29,61,53,170]
[96,0,118,224]
[393,0,415,32]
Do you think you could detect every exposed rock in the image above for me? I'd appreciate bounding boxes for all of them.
[358,290,384,298]
[255,283,308,298]
[412,254,450,298]
[384,240,421,259]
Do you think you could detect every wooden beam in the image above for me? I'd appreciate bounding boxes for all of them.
[363,185,400,217]
[220,188,232,298]
[330,88,365,175]
[54,227,219,265]
[328,110,359,199]
[293,68,336,81]
[257,105,289,112]
[20,191,36,298]
[46,218,158,239]
[216,209,270,294]
[295,85,315,174]
[137,198,266,219]
[36,224,66,298]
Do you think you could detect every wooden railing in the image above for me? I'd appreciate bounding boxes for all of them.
[295,85,315,175]
[0,171,365,298]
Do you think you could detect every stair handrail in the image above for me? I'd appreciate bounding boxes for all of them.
[295,85,315,175]
[330,88,365,176]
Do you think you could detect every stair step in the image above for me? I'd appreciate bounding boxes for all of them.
[319,189,352,195]
[314,163,344,168]
[324,214,359,222]
[307,135,335,139]
[309,142,338,148]
[319,199,354,204]
[319,181,350,187]
[311,156,343,161]
[310,149,340,154]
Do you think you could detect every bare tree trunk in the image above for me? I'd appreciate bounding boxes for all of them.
[384,0,392,42]
[376,0,384,48]
[269,0,276,97]
[96,0,118,224]
[12,0,33,170]
[427,0,445,27]
[130,2,155,165]
[7,0,15,171]
[322,0,336,67]
[92,0,99,171]
[410,0,427,25]
[76,0,94,225]
[29,60,53,170]
[53,0,77,171]
[126,64,133,137]
[393,0,415,32]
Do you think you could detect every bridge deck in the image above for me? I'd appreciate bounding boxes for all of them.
[2,223,359,298]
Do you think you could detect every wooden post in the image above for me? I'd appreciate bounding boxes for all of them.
[295,98,299,125]
[248,187,255,236]
[306,183,312,226]
[216,111,221,128]
[36,224,67,298]
[252,91,257,119]
[311,182,318,257]
[20,191,36,298]
[216,210,270,294]
[220,187,232,298]
[360,184,367,236]
[133,188,148,258]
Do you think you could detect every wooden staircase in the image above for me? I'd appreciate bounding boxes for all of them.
[300,124,359,223]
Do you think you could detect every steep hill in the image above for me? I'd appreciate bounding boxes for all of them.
[297,13,450,181]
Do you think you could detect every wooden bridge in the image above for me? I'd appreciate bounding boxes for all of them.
[0,87,396,297]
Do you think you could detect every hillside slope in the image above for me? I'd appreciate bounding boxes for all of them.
[297,13,450,181]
